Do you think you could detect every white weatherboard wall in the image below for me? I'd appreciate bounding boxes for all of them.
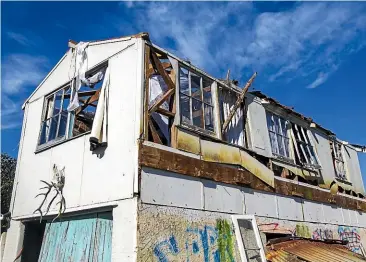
[246,94,272,157]
[141,167,366,227]
[11,38,143,219]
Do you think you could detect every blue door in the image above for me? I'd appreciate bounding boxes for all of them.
[38,212,112,262]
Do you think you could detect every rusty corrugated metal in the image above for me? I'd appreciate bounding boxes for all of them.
[267,239,366,262]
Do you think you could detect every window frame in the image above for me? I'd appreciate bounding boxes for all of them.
[36,62,108,152]
[332,141,348,181]
[291,123,321,169]
[266,111,292,161]
[178,65,216,135]
[231,215,266,262]
[37,83,72,150]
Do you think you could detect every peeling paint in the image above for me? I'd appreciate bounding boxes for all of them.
[176,129,201,155]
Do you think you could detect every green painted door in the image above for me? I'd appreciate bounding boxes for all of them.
[38,212,113,262]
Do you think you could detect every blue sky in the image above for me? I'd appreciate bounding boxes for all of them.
[1,1,366,179]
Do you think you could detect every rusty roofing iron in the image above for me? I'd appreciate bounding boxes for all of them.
[266,238,366,262]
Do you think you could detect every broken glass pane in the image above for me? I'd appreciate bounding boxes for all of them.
[39,120,49,145]
[192,98,203,128]
[48,116,58,142]
[202,77,212,105]
[57,112,68,138]
[269,131,279,155]
[190,73,201,100]
[52,90,63,116]
[180,94,191,125]
[277,135,285,156]
[179,68,189,95]
[204,104,214,131]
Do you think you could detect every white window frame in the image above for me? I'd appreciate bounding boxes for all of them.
[38,84,72,148]
[266,111,291,160]
[290,123,321,168]
[231,215,266,262]
[333,141,348,181]
[179,65,216,134]
[37,63,107,151]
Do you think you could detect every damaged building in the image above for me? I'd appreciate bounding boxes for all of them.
[2,32,366,262]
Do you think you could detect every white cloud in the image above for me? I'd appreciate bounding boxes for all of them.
[306,72,329,89]
[7,32,33,46]
[1,54,48,130]
[2,54,48,95]
[121,2,366,87]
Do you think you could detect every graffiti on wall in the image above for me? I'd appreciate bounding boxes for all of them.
[338,226,362,253]
[153,219,236,262]
[312,228,333,240]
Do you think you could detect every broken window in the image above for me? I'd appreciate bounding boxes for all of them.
[179,67,215,132]
[38,66,106,147]
[232,215,266,262]
[291,123,319,167]
[266,112,290,159]
[39,86,70,145]
[332,141,347,181]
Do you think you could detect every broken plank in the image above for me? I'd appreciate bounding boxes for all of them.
[222,72,257,132]
[148,120,162,144]
[156,107,175,118]
[150,51,175,90]
[148,88,175,114]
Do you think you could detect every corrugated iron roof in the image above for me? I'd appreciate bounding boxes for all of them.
[266,238,366,262]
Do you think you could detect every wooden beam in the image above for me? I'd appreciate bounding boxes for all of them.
[150,51,175,90]
[156,107,175,118]
[222,72,257,133]
[144,45,151,140]
[148,119,162,144]
[148,88,175,114]
[76,89,101,115]
[147,62,172,77]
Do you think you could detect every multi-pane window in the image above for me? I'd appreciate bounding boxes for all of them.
[266,112,290,158]
[38,66,105,147]
[179,67,214,132]
[39,86,70,145]
[333,141,347,180]
[292,123,319,167]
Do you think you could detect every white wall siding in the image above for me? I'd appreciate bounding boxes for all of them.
[141,167,366,228]
[141,168,203,209]
[345,145,365,194]
[202,180,244,214]
[28,39,137,103]
[310,130,336,185]
[11,41,140,219]
[246,94,272,157]
[111,198,138,262]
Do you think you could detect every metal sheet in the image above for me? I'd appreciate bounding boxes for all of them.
[240,149,274,188]
[272,159,318,179]
[201,139,241,165]
[267,239,366,262]
[176,128,201,155]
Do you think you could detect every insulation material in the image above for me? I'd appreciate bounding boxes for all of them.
[149,75,170,142]
[89,67,109,150]
[68,42,89,112]
[81,70,104,87]
[220,88,245,147]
